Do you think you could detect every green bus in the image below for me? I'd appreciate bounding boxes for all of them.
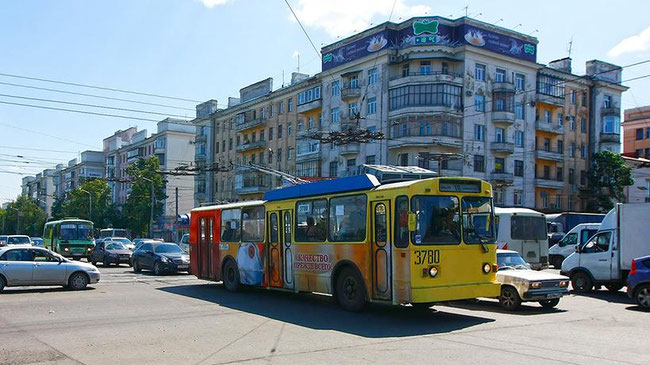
[43,219,95,260]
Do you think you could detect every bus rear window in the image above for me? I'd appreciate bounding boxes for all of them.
[511,216,547,240]
[411,196,460,245]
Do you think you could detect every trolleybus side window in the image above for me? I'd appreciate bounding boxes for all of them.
[394,196,409,248]
[199,218,206,243]
[295,199,327,242]
[328,194,367,242]
[375,204,387,244]
[221,208,241,242]
[242,206,265,242]
[411,196,460,245]
[284,211,291,244]
[208,218,214,243]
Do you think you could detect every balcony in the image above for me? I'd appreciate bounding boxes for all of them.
[339,143,360,155]
[490,172,514,184]
[236,140,267,153]
[388,135,462,150]
[235,118,266,132]
[534,178,564,190]
[600,132,620,143]
[491,110,515,125]
[535,93,564,107]
[297,99,322,114]
[341,86,361,100]
[492,81,515,92]
[601,106,620,116]
[535,120,565,134]
[490,142,515,154]
[234,175,271,196]
[388,71,464,88]
[297,127,322,139]
[389,104,462,118]
[535,149,564,162]
[296,150,320,162]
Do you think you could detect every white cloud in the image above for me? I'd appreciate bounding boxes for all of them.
[608,26,650,57]
[290,0,431,38]
[199,0,230,8]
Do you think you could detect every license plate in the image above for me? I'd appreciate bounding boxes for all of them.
[546,293,562,299]
[177,264,189,269]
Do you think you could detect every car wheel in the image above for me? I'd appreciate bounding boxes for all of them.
[0,276,5,292]
[222,260,240,292]
[551,256,564,269]
[539,298,560,309]
[103,257,110,267]
[335,267,367,312]
[499,286,521,311]
[605,284,623,292]
[68,272,88,290]
[635,284,650,310]
[153,262,162,276]
[571,272,593,293]
[133,260,141,273]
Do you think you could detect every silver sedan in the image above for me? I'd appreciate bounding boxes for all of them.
[0,246,100,292]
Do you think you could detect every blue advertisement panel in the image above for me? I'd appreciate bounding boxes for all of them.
[321,18,537,71]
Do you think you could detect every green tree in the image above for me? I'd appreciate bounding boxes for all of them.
[2,195,47,236]
[64,179,121,229]
[50,194,66,220]
[123,157,166,236]
[580,150,634,212]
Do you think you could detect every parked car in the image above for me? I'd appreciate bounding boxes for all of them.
[0,246,100,292]
[133,239,160,252]
[132,242,189,275]
[90,241,132,267]
[178,233,189,252]
[102,237,135,250]
[548,223,600,269]
[496,249,569,310]
[5,235,32,246]
[0,235,7,246]
[627,255,650,310]
[30,237,44,247]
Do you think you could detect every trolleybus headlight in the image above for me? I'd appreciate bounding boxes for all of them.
[530,282,542,289]
[482,263,492,274]
[559,281,569,288]
[428,266,438,277]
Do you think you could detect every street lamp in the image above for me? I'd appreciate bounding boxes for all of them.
[79,189,92,221]
[140,176,155,238]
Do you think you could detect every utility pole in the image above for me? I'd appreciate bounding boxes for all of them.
[141,176,155,238]
[175,186,178,242]
[79,189,92,221]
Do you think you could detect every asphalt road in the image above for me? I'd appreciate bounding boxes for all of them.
[0,265,648,365]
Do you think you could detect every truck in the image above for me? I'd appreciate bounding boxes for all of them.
[548,223,600,269]
[561,203,650,293]
[546,212,605,247]
[495,207,548,269]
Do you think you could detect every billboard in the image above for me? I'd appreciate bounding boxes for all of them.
[321,18,537,71]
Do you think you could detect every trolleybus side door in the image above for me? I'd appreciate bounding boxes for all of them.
[268,211,283,288]
[281,210,294,290]
[371,200,392,301]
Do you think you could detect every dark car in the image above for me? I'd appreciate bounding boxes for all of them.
[90,241,133,267]
[131,242,189,275]
[627,255,650,310]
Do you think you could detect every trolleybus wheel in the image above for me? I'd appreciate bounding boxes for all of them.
[336,267,367,312]
[223,260,240,292]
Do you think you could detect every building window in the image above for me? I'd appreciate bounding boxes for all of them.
[558,113,564,126]
[260,130,265,141]
[348,102,357,117]
[557,140,564,154]
[474,124,484,141]
[494,189,504,205]
[580,170,586,185]
[513,190,522,206]
[475,63,486,81]
[514,160,524,176]
[581,118,587,133]
[494,157,505,173]
[537,74,565,98]
[603,94,612,108]
[419,121,431,136]
[287,147,293,160]
[543,165,550,179]
[493,92,514,112]
[347,158,356,167]
[515,103,524,119]
[570,90,576,104]
[402,64,410,77]
[495,128,505,143]
[229,138,233,150]
[515,74,525,90]
[288,98,293,111]
[581,144,587,158]
[569,117,575,131]
[332,80,340,96]
[287,123,292,136]
[329,161,338,177]
[331,107,340,123]
[297,120,303,132]
[368,68,378,84]
[569,143,576,157]
[514,131,524,147]
[646,127,650,139]
[541,191,548,209]
[279,101,284,114]
[495,68,506,82]
[555,195,562,210]
[236,135,241,146]
[269,127,274,140]
[297,86,322,105]
[543,138,551,152]
[475,94,485,112]
[568,198,574,211]
[278,125,283,138]
[636,149,644,158]
[544,110,551,123]
[474,155,485,172]
[365,155,376,165]
[640,128,650,140]
[556,167,563,182]
[603,116,620,133]
[259,152,265,164]
[389,83,462,111]
[277,148,282,162]
[420,61,431,75]
[398,153,408,166]
[569,168,575,184]
[367,97,377,114]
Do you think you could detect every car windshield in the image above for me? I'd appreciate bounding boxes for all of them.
[8,236,31,244]
[106,242,126,250]
[511,216,547,241]
[461,197,496,244]
[114,238,132,245]
[498,253,530,270]
[61,223,94,241]
[154,244,184,254]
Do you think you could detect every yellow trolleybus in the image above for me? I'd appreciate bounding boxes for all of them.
[190,174,500,311]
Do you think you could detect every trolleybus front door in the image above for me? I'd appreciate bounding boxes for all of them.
[371,201,392,301]
[281,210,294,290]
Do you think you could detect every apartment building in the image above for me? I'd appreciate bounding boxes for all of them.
[623,106,650,159]
[192,100,219,207]
[21,169,56,216]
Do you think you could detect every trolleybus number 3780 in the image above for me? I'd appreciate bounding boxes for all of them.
[414,249,440,265]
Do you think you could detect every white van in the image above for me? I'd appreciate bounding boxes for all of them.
[495,207,548,269]
[548,223,600,269]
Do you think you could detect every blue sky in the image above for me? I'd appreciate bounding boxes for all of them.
[1,0,649,202]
